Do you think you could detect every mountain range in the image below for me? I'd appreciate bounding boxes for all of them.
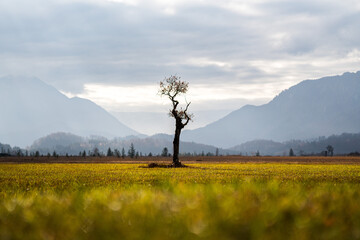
[183,71,360,148]
[1,71,360,152]
[0,76,138,147]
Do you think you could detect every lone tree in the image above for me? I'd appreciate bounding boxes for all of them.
[159,75,193,167]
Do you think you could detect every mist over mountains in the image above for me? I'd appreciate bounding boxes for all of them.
[182,71,360,148]
[1,71,360,154]
[0,76,138,147]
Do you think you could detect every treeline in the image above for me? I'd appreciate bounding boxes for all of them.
[231,133,360,156]
[39,145,224,158]
[3,132,360,158]
[0,143,226,159]
[0,143,26,157]
[29,132,235,156]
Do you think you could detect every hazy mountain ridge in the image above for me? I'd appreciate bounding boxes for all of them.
[26,132,360,156]
[30,132,235,156]
[0,76,138,147]
[230,133,360,156]
[182,71,360,147]
[2,131,359,157]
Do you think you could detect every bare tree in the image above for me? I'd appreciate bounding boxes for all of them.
[326,145,334,156]
[159,75,193,167]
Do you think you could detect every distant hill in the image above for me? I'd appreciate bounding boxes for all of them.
[183,71,360,148]
[230,133,360,156]
[0,76,138,147]
[30,132,235,156]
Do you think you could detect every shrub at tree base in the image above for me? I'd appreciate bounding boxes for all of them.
[147,162,188,168]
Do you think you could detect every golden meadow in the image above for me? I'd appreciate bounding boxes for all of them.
[1,162,360,239]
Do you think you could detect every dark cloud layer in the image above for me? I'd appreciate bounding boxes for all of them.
[0,0,359,95]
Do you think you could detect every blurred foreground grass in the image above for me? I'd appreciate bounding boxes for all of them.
[1,163,360,239]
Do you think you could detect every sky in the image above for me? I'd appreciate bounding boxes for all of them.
[1,0,360,129]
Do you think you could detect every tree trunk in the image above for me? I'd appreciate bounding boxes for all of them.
[172,118,182,167]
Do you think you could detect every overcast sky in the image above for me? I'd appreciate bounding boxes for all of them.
[1,0,360,114]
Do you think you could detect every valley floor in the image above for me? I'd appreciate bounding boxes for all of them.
[1,160,360,239]
[1,155,360,164]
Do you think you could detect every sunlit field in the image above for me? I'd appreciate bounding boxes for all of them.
[1,158,360,239]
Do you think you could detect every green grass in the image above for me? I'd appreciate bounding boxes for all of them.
[1,163,360,239]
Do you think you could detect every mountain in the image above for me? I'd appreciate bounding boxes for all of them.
[29,132,235,156]
[230,133,360,156]
[230,139,287,156]
[0,76,138,147]
[182,71,360,148]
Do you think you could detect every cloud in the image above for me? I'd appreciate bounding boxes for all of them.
[0,0,359,110]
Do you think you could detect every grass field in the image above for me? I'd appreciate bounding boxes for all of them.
[1,157,360,239]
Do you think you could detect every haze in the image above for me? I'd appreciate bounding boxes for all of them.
[1,0,360,134]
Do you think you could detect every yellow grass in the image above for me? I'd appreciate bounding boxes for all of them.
[1,161,360,239]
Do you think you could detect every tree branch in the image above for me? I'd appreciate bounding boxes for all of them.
[184,101,191,112]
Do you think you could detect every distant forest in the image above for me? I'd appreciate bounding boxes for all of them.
[231,133,360,156]
[21,132,236,157]
[1,132,360,157]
